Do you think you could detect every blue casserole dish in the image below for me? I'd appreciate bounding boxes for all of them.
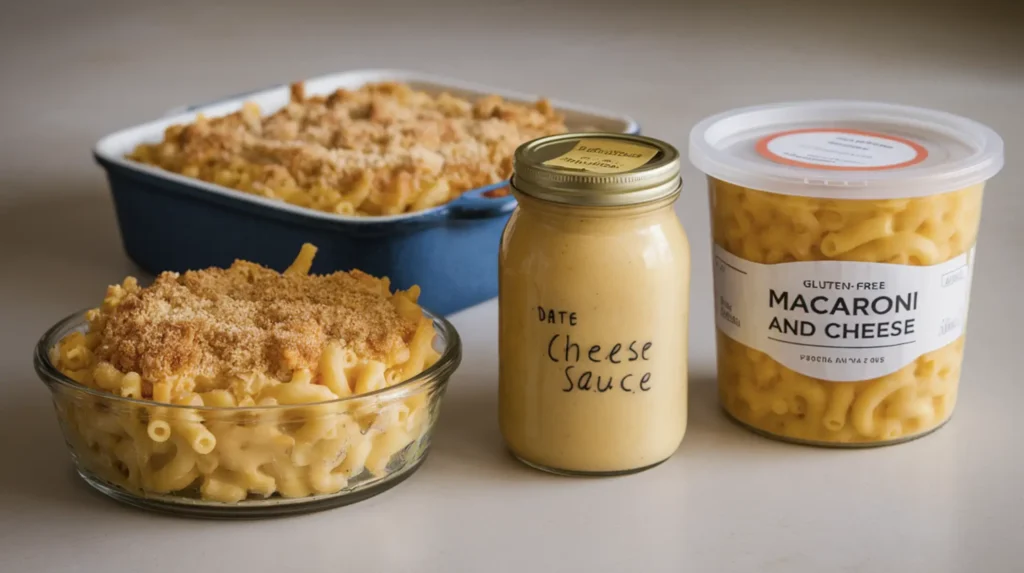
[93,70,640,315]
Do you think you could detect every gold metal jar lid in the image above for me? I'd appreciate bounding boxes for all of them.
[511,133,681,207]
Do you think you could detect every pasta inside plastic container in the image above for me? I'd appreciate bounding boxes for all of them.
[689,101,1004,446]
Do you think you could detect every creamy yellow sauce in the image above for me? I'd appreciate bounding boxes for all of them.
[499,193,690,473]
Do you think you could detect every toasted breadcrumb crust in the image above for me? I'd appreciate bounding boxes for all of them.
[93,261,418,383]
[128,81,567,215]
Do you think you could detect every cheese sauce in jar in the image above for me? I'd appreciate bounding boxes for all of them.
[689,101,1004,447]
[499,133,690,475]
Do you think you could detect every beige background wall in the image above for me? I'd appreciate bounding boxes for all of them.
[0,1,1020,572]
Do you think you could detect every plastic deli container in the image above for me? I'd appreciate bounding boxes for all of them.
[689,101,1004,447]
[93,69,639,316]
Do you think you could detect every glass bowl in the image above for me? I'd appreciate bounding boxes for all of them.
[34,309,461,518]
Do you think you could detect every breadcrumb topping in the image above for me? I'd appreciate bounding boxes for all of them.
[93,261,418,383]
[128,81,567,215]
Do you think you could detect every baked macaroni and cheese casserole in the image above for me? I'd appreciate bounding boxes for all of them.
[128,82,568,216]
[38,244,461,515]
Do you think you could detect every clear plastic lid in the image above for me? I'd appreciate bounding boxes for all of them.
[688,100,1004,199]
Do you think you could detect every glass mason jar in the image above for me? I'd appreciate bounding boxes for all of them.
[499,133,691,475]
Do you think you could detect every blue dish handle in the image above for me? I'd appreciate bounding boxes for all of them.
[444,181,517,220]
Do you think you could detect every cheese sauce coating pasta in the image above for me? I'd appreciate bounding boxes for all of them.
[50,244,446,504]
[710,179,983,444]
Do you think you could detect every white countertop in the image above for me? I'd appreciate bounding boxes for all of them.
[2,1,1022,571]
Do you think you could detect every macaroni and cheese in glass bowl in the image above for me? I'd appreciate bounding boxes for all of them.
[34,244,461,517]
[690,101,1004,447]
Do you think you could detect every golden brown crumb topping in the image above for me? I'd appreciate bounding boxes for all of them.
[128,81,568,216]
[94,261,418,383]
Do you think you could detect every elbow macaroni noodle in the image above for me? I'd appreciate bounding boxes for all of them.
[51,246,445,503]
[710,178,983,444]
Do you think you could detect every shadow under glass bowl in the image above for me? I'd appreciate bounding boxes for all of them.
[33,308,462,519]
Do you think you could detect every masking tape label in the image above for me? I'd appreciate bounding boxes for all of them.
[543,138,659,174]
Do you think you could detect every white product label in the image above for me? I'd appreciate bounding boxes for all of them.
[756,128,928,171]
[713,246,975,381]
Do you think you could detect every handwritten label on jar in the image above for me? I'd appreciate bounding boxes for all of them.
[542,138,659,174]
[536,306,653,393]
